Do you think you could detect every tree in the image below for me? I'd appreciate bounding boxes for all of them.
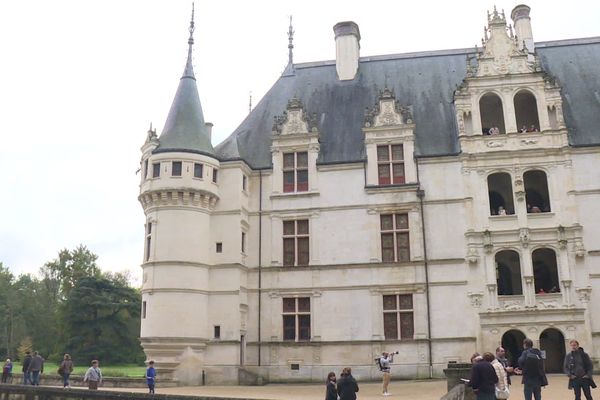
[17,336,33,360]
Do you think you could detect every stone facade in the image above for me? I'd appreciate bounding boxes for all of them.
[138,5,600,384]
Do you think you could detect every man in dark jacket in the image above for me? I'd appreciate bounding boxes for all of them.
[469,352,498,400]
[564,339,596,400]
[21,352,32,385]
[337,367,359,400]
[518,338,548,400]
[27,351,44,386]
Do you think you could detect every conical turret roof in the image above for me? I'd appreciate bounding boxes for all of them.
[154,8,215,156]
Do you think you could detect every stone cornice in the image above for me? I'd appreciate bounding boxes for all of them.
[139,188,219,212]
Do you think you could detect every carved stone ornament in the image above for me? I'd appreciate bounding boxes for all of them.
[520,228,530,247]
[467,292,484,308]
[487,141,504,148]
[467,246,479,264]
[483,230,493,253]
[364,87,413,128]
[557,225,568,249]
[514,176,525,201]
[502,300,522,311]
[575,287,592,303]
[538,300,559,309]
[521,139,538,145]
[574,239,586,258]
[272,96,318,135]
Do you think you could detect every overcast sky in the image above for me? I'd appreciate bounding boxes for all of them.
[1,0,598,283]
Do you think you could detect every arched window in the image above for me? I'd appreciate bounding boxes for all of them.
[496,250,522,295]
[488,173,515,216]
[532,248,560,294]
[524,170,551,213]
[480,93,505,135]
[514,90,540,133]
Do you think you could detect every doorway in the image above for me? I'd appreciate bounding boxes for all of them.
[501,329,525,367]
[540,328,565,372]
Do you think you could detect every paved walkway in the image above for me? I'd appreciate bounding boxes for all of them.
[109,374,577,400]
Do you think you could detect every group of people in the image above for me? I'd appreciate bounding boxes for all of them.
[469,338,596,400]
[325,367,359,400]
[483,125,539,135]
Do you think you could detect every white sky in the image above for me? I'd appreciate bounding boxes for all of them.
[1,0,598,284]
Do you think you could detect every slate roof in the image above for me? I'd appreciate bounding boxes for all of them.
[215,37,600,169]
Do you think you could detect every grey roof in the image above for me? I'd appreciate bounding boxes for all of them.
[215,37,600,169]
[154,43,215,156]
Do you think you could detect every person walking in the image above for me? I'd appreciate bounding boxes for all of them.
[83,360,102,390]
[27,351,44,385]
[469,352,498,400]
[59,354,74,388]
[491,353,510,399]
[564,339,596,400]
[1,359,13,383]
[337,367,359,400]
[145,360,156,394]
[325,371,337,400]
[518,338,548,400]
[21,352,32,385]
[379,352,397,396]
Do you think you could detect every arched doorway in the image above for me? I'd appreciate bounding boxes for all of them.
[501,329,525,366]
[540,328,565,373]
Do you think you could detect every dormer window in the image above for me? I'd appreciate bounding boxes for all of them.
[283,152,308,193]
[480,93,505,135]
[377,144,405,185]
[172,161,182,177]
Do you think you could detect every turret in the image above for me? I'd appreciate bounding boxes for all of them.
[511,5,534,55]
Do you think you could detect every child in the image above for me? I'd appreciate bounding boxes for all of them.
[145,360,156,394]
[83,360,102,390]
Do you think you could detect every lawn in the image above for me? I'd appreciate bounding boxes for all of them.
[10,362,146,378]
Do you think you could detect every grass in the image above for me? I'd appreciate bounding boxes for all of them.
[10,362,147,378]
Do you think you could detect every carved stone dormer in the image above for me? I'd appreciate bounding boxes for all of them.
[454,6,568,155]
[363,87,417,188]
[272,96,318,136]
[141,123,159,156]
[271,96,320,195]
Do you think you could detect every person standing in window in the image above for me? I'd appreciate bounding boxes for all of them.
[564,340,596,400]
[337,367,359,400]
[325,371,337,400]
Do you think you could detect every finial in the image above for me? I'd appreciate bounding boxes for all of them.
[483,26,488,41]
[508,24,514,38]
[148,122,153,132]
[287,15,294,66]
[249,91,253,114]
[188,3,195,46]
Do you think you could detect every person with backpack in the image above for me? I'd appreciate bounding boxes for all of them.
[564,339,596,400]
[58,354,74,388]
[518,338,548,400]
[337,367,359,400]
[83,360,102,390]
[377,351,398,396]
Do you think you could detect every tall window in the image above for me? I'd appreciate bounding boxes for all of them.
[242,175,248,191]
[383,294,414,340]
[532,248,560,294]
[488,173,515,215]
[524,170,551,213]
[152,163,160,178]
[194,163,203,178]
[283,220,309,266]
[143,159,148,180]
[212,168,218,183]
[480,93,505,135]
[241,232,246,253]
[283,152,308,192]
[172,161,182,177]
[145,222,152,261]
[142,301,147,319]
[381,214,410,262]
[496,250,523,295]
[283,297,311,341]
[514,90,540,132]
[377,144,405,185]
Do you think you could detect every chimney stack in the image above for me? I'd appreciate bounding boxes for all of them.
[333,21,361,81]
[205,122,213,142]
[511,5,534,55]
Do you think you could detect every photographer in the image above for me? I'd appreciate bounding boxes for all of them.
[379,351,398,396]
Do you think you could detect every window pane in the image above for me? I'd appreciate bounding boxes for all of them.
[397,233,410,262]
[297,238,309,265]
[298,315,311,341]
[172,161,182,176]
[380,215,394,231]
[383,313,398,340]
[383,295,397,310]
[283,315,296,340]
[377,145,390,161]
[143,160,148,179]
[153,163,160,178]
[398,294,413,310]
[194,163,203,178]
[381,233,395,262]
[395,214,409,229]
[296,170,308,192]
[283,221,296,236]
[392,163,405,184]
[400,312,414,339]
[378,165,391,185]
[283,298,296,313]
[297,297,310,312]
[296,152,308,168]
[283,153,295,169]
[283,238,296,266]
[283,171,295,193]
[391,145,404,161]
[297,220,309,235]
[212,169,218,183]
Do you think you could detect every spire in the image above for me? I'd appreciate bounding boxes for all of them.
[283,16,295,76]
[154,2,215,156]
[248,91,253,114]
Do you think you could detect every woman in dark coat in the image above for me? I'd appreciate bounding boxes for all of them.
[337,367,359,400]
[325,371,337,400]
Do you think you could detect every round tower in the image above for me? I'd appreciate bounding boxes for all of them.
[138,7,219,380]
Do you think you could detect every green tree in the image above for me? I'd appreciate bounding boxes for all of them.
[17,336,33,360]
[63,275,144,364]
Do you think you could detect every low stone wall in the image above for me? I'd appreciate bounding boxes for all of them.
[442,363,474,400]
[5,373,175,389]
[0,385,245,400]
